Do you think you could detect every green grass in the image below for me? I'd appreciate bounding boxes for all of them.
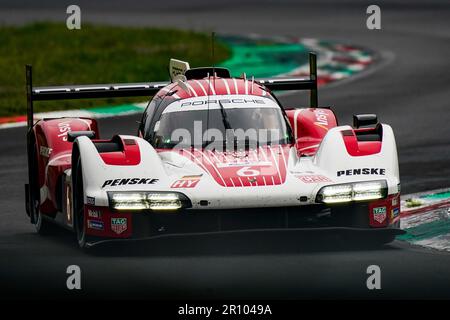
[0,23,230,117]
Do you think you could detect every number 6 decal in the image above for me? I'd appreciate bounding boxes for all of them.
[237,166,260,177]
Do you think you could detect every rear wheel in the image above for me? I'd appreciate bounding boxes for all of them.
[29,140,55,235]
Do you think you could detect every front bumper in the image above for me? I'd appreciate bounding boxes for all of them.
[84,202,404,246]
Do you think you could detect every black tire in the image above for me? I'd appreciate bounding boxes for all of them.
[30,139,56,235]
[34,206,57,235]
[73,157,92,249]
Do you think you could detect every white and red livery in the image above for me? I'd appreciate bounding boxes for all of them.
[25,54,403,249]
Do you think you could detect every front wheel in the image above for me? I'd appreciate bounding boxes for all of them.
[34,207,57,235]
[73,158,93,249]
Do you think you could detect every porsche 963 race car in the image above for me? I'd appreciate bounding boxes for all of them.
[24,53,404,249]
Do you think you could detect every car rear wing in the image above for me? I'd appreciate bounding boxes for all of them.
[25,52,317,130]
[263,52,317,106]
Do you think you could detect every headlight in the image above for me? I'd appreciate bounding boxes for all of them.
[352,181,386,201]
[108,191,190,211]
[319,184,353,203]
[316,180,387,204]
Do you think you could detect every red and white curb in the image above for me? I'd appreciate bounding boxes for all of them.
[241,34,376,86]
[399,188,450,251]
[280,38,374,85]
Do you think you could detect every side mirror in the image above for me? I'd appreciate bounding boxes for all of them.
[353,114,378,129]
[67,131,96,142]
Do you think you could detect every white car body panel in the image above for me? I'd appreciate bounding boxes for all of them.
[73,123,399,210]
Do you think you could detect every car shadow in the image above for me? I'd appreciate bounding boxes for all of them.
[10,227,401,258]
[85,230,401,257]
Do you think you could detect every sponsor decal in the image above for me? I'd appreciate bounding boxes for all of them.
[373,206,387,223]
[391,207,400,218]
[337,168,386,177]
[87,220,104,231]
[39,146,52,157]
[209,150,272,168]
[57,121,72,141]
[392,197,398,206]
[171,175,202,189]
[177,145,289,187]
[102,178,159,188]
[181,98,265,107]
[217,160,272,168]
[313,109,329,130]
[297,175,332,183]
[111,217,127,235]
[87,209,101,218]
[86,196,95,205]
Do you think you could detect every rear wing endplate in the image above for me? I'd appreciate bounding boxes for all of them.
[257,52,318,107]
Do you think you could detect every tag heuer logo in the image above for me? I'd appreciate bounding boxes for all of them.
[373,206,387,223]
[111,218,127,234]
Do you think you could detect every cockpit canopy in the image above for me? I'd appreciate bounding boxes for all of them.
[149,95,292,149]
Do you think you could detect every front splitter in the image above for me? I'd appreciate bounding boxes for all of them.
[86,226,405,248]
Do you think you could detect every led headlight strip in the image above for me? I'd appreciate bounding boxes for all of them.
[108,191,191,211]
[316,180,388,204]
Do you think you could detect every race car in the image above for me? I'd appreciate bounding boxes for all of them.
[24,53,404,249]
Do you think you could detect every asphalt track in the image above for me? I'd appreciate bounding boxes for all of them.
[0,0,450,299]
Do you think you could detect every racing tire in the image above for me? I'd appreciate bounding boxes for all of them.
[30,139,56,235]
[34,206,57,235]
[73,157,93,250]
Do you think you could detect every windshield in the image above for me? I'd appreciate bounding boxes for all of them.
[152,100,292,149]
